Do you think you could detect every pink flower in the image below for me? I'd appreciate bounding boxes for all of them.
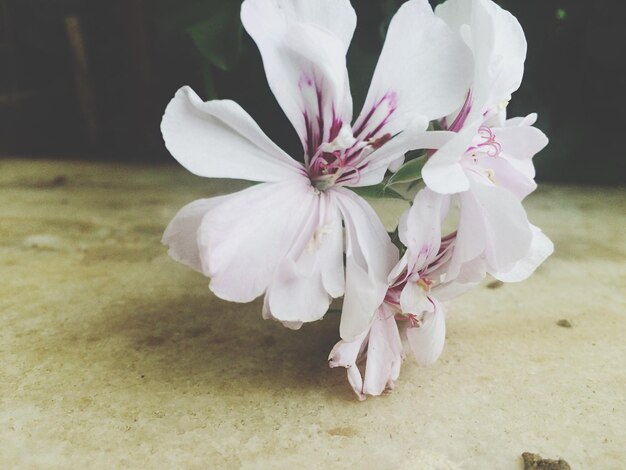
[161,0,472,340]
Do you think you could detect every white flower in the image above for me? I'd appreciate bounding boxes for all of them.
[418,0,553,281]
[162,0,472,340]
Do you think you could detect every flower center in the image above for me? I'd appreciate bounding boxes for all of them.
[462,126,502,184]
[467,126,502,159]
[308,124,369,190]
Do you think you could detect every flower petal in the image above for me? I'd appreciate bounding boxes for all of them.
[328,330,368,401]
[431,256,486,301]
[436,0,526,115]
[452,178,533,276]
[351,117,429,187]
[266,195,345,323]
[422,120,480,194]
[362,306,404,396]
[356,0,472,140]
[398,188,446,265]
[492,117,548,198]
[334,188,399,341]
[406,298,446,367]
[162,86,304,182]
[197,180,319,304]
[162,196,229,273]
[492,224,553,282]
[241,0,356,154]
[399,281,433,315]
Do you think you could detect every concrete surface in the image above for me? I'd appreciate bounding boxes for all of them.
[1,159,624,469]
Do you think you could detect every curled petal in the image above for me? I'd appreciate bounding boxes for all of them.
[329,305,403,400]
[328,329,367,401]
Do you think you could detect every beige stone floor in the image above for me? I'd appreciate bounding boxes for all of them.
[0,158,624,469]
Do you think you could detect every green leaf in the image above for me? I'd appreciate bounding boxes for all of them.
[154,0,228,34]
[185,2,243,71]
[201,62,218,100]
[387,154,427,186]
[351,184,408,201]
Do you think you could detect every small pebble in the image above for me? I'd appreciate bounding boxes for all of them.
[486,280,504,289]
[522,452,571,470]
[556,319,572,328]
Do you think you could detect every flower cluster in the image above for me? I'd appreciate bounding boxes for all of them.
[161,0,552,400]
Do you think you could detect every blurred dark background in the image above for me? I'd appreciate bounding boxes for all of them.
[0,0,624,184]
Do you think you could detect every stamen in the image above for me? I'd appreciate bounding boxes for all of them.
[417,278,433,292]
[394,313,421,328]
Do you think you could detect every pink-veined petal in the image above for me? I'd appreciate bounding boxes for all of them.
[351,117,429,187]
[355,0,472,141]
[162,86,304,182]
[241,0,355,154]
[197,180,319,304]
[334,188,399,341]
[406,298,446,367]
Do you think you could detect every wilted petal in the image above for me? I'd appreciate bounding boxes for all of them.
[329,305,404,400]
[335,188,399,341]
[328,330,368,401]
[405,298,446,367]
[161,86,304,182]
